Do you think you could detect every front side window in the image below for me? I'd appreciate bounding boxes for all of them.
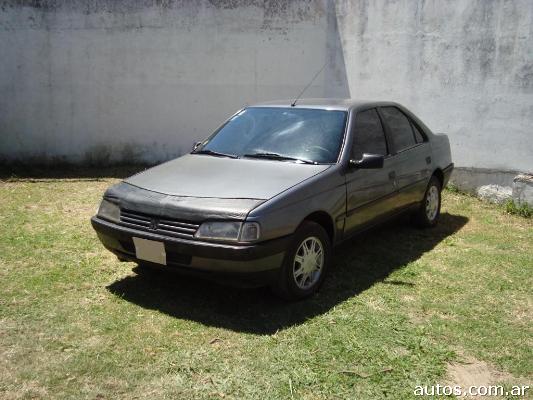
[197,107,347,164]
[411,122,426,143]
[351,109,388,160]
[380,107,416,152]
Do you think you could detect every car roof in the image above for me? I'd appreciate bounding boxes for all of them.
[249,98,400,112]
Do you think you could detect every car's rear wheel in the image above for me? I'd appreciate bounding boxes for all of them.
[271,221,331,300]
[412,176,441,228]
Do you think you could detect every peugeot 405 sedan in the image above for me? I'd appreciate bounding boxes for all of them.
[92,99,453,300]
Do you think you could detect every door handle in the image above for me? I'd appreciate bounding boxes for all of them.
[388,171,396,180]
[426,156,431,164]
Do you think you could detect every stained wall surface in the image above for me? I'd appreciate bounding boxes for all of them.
[1,0,532,173]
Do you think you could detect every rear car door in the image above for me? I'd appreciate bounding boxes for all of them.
[378,106,431,211]
[344,109,397,234]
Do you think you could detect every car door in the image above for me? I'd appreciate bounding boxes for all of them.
[344,109,397,235]
[378,106,432,211]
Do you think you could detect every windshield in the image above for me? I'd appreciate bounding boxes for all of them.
[195,107,347,164]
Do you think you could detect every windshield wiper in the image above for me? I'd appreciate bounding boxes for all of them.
[243,152,316,164]
[193,149,238,159]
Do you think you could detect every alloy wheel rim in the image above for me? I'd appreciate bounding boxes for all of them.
[426,185,439,221]
[293,236,324,290]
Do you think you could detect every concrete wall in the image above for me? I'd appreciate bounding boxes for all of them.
[1,0,532,176]
[0,0,348,165]
[335,0,532,173]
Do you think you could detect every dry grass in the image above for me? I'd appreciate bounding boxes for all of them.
[0,170,531,399]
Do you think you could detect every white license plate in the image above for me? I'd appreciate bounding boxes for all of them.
[133,237,166,265]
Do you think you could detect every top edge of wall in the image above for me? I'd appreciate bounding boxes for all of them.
[1,0,326,16]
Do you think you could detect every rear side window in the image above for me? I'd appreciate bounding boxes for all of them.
[351,109,388,160]
[380,107,416,152]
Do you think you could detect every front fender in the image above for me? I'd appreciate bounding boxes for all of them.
[246,166,346,243]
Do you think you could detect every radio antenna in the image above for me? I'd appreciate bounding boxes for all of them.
[291,61,328,107]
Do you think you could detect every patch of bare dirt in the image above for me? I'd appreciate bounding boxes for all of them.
[443,355,520,397]
[445,357,511,387]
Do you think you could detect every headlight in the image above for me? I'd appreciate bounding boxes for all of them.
[195,221,241,241]
[195,221,260,242]
[97,199,120,223]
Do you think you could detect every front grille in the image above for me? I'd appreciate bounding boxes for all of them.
[119,209,200,239]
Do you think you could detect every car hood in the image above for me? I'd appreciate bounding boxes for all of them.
[104,182,266,221]
[125,154,331,200]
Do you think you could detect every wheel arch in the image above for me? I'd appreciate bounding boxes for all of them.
[302,211,335,244]
[432,168,444,189]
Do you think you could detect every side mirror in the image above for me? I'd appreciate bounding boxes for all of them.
[192,141,202,151]
[349,153,384,169]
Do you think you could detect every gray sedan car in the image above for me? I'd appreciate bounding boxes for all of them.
[92,99,453,299]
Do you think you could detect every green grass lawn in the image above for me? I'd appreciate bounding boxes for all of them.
[0,170,531,399]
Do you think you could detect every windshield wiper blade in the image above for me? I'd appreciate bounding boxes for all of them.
[243,152,316,164]
[194,149,238,159]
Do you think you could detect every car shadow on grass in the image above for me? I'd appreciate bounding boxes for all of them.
[107,212,468,335]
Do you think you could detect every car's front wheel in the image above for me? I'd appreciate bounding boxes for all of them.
[413,176,442,228]
[271,221,331,300]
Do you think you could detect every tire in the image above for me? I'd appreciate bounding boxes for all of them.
[412,176,442,228]
[271,221,332,300]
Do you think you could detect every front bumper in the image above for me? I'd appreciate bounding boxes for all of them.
[91,216,289,283]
